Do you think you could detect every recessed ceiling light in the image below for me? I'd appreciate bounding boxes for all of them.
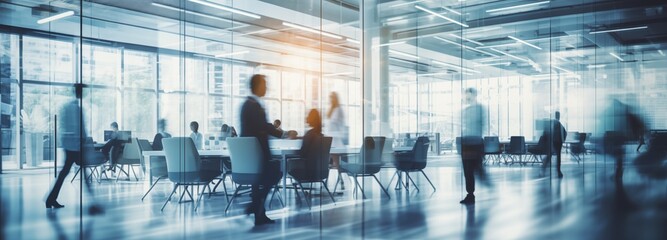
[486,1,550,13]
[37,11,74,24]
[188,0,261,19]
[508,36,541,50]
[282,22,343,40]
[586,64,606,69]
[389,50,420,59]
[589,26,648,34]
[609,52,624,61]
[415,5,468,28]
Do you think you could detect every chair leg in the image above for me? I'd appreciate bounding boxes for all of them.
[161,184,179,211]
[420,170,436,191]
[405,173,420,192]
[142,176,163,201]
[185,186,195,202]
[333,175,341,193]
[353,177,366,199]
[372,175,391,199]
[178,186,188,203]
[131,165,139,181]
[293,182,304,205]
[195,184,207,212]
[268,185,284,209]
[386,171,398,191]
[224,187,242,213]
[70,168,81,183]
[321,181,336,203]
[298,182,311,209]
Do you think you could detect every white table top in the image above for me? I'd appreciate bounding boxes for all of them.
[142,146,413,158]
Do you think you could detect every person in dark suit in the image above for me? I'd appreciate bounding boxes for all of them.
[543,111,567,178]
[240,74,283,226]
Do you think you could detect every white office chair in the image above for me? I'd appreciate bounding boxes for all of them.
[116,138,142,181]
[225,137,282,213]
[161,137,219,212]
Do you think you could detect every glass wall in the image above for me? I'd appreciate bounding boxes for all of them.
[1,0,666,237]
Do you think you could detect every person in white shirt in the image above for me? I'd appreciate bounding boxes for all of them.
[190,121,203,150]
[327,92,347,147]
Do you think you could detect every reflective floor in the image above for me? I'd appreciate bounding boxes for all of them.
[2,152,666,240]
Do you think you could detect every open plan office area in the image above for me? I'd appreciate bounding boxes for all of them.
[1,0,667,239]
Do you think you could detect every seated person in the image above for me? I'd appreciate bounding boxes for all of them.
[190,121,203,150]
[220,124,237,140]
[152,119,172,151]
[101,122,124,164]
[273,119,283,132]
[289,109,323,179]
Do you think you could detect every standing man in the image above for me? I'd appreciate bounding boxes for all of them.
[240,74,283,225]
[45,83,103,214]
[544,111,567,178]
[459,88,489,205]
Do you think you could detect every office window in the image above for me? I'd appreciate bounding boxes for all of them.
[21,85,71,134]
[22,36,73,83]
[185,58,207,93]
[232,65,253,96]
[122,89,155,139]
[82,44,120,86]
[124,50,156,89]
[282,71,304,100]
[208,94,230,131]
[84,87,118,141]
[158,54,180,92]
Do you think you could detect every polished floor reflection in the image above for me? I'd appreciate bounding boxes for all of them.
[2,153,666,239]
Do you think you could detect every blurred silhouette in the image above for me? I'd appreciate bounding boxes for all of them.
[45,84,103,215]
[600,98,647,209]
[327,92,347,190]
[151,119,171,151]
[543,111,567,178]
[634,132,667,179]
[459,88,490,204]
[240,74,283,225]
[190,121,203,150]
[327,92,347,147]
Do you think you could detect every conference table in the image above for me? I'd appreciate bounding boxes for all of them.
[141,143,412,206]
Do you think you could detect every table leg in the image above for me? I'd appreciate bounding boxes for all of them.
[282,153,287,207]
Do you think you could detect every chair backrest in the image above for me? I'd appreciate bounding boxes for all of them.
[138,139,153,151]
[226,137,263,185]
[412,136,430,162]
[381,138,395,164]
[360,136,385,163]
[508,136,526,154]
[119,138,142,164]
[301,136,333,181]
[577,132,587,144]
[162,137,201,182]
[483,136,501,153]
